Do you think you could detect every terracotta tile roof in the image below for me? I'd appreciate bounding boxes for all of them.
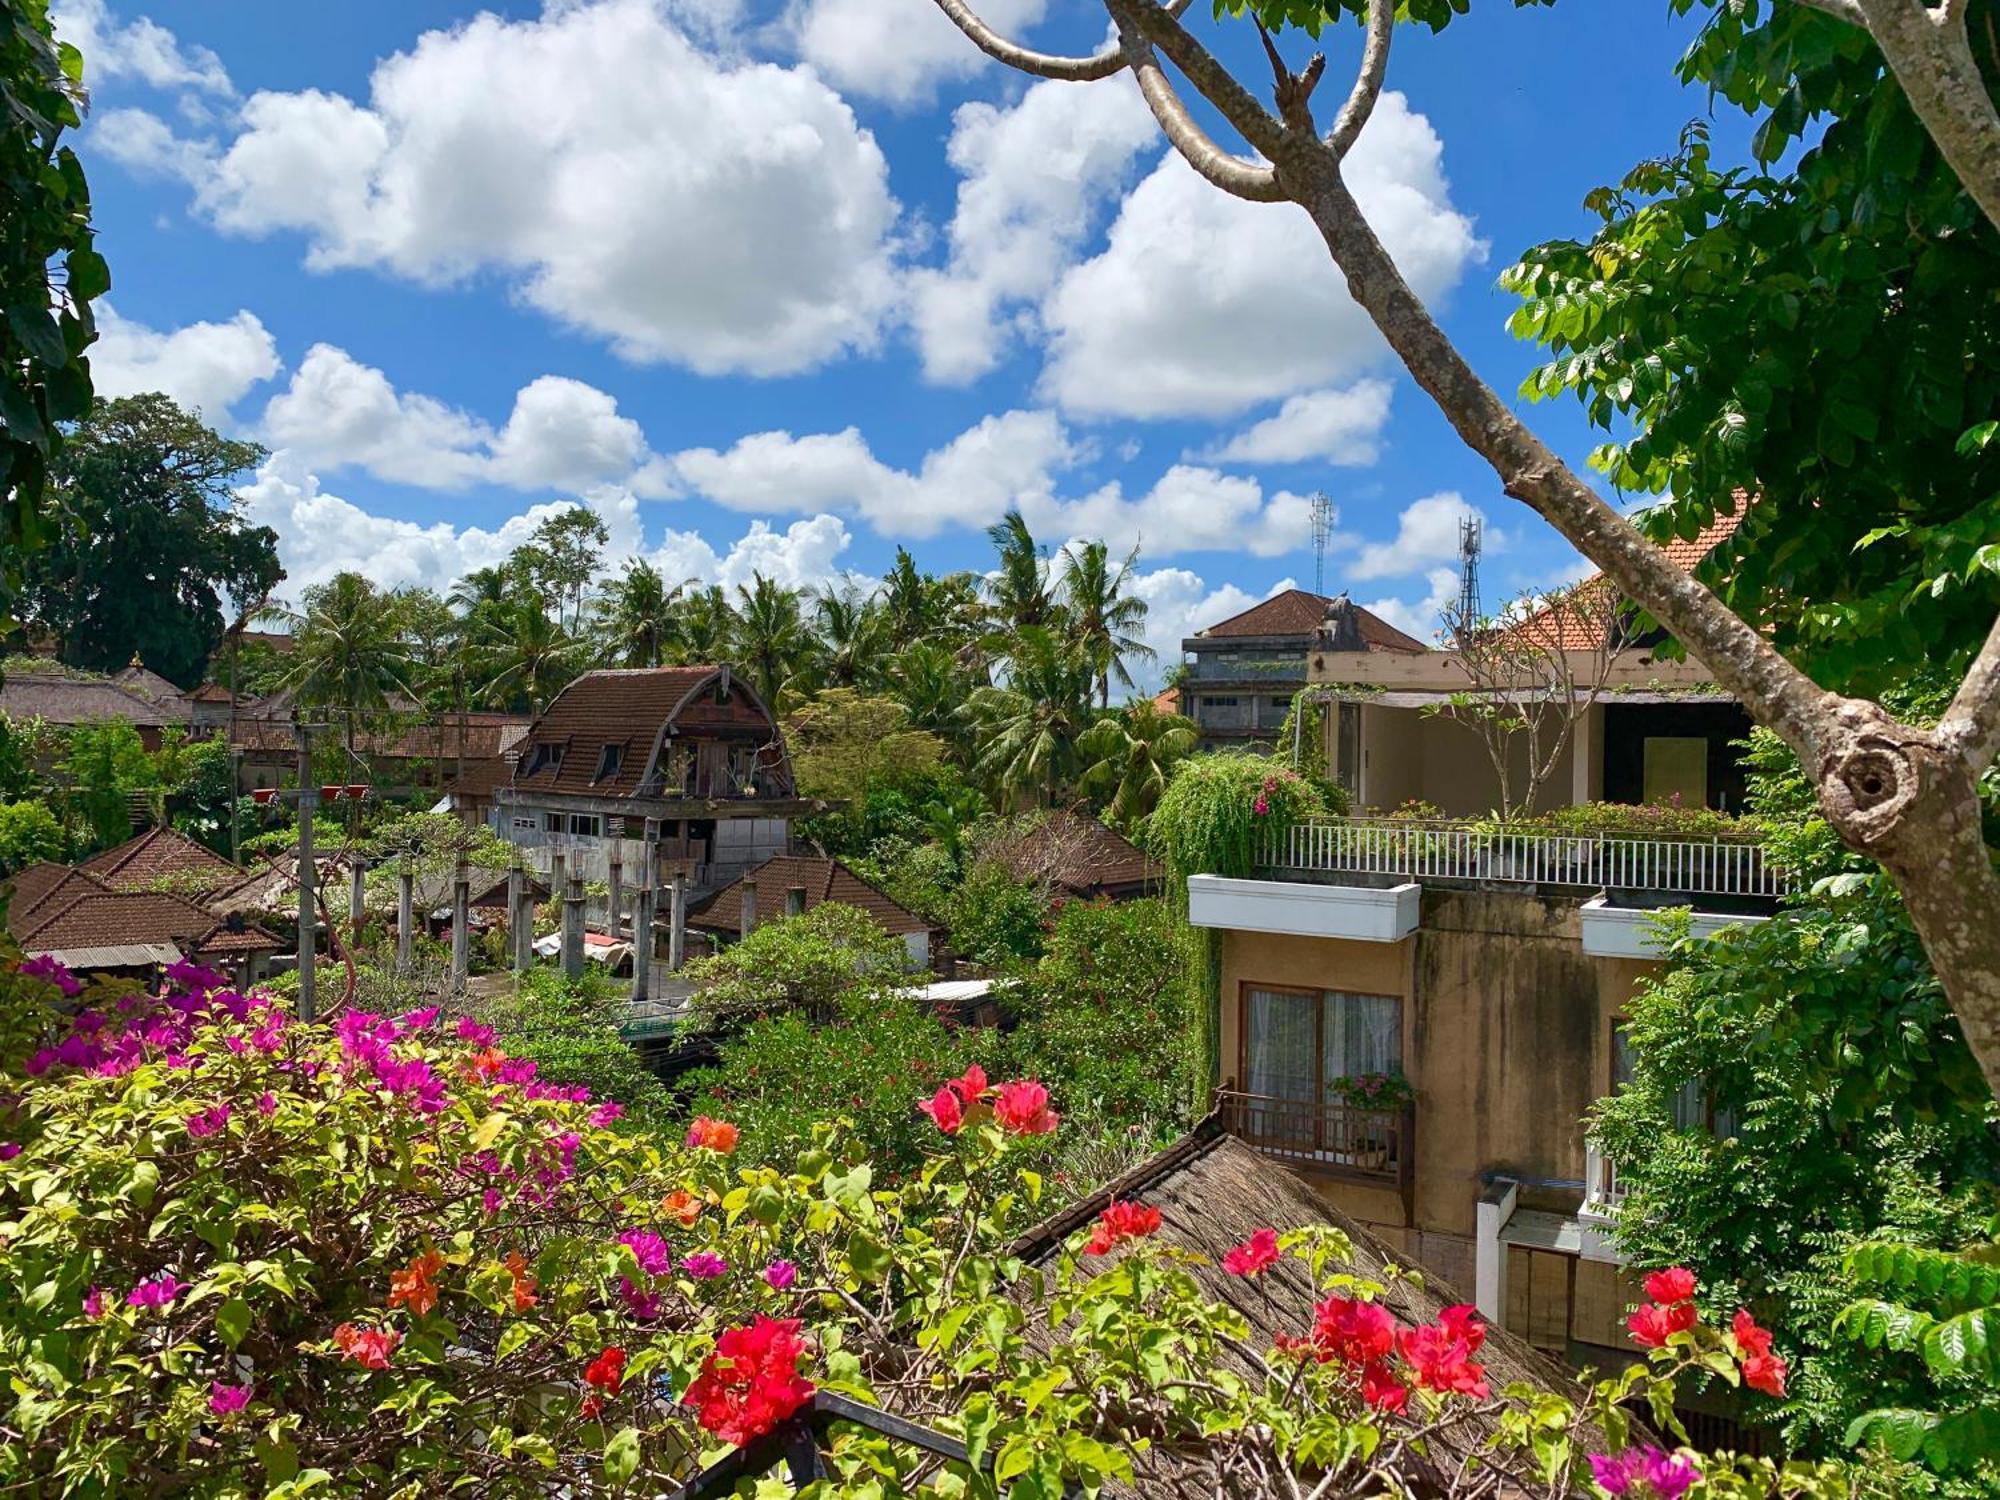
[1151,687,1182,716]
[689,855,931,938]
[0,672,182,728]
[1197,589,1334,639]
[81,826,241,893]
[190,918,285,956]
[1510,497,1746,651]
[16,887,250,953]
[3,861,74,922]
[984,809,1162,897]
[189,683,239,703]
[228,717,528,760]
[5,867,113,940]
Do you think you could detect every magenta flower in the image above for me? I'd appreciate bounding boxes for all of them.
[680,1252,728,1280]
[616,1276,663,1321]
[186,1103,231,1139]
[257,1091,277,1117]
[0,1142,20,1161]
[617,1229,673,1278]
[209,1381,250,1416]
[457,1015,497,1046]
[1588,1447,1699,1500]
[82,1286,107,1318]
[763,1259,798,1292]
[398,1005,441,1032]
[126,1273,182,1311]
[20,953,81,997]
[482,1187,506,1215]
[589,1101,625,1128]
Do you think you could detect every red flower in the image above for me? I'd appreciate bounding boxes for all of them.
[992,1079,1059,1135]
[662,1189,704,1227]
[1309,1296,1396,1366]
[1731,1307,1772,1356]
[1399,1324,1490,1398]
[686,1116,740,1154]
[332,1322,402,1370]
[386,1249,445,1319]
[1733,1309,1788,1396]
[1360,1359,1409,1412]
[917,1085,964,1134]
[1084,1199,1163,1256]
[1626,1299,1698,1349]
[1222,1227,1280,1277]
[1644,1266,1697,1305]
[1438,1303,1486,1354]
[584,1347,627,1396]
[683,1315,816,1447]
[947,1064,988,1101]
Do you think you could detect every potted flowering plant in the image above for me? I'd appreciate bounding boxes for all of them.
[1329,1071,1417,1111]
[1327,1072,1415,1169]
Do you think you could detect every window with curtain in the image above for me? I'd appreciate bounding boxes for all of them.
[1243,987,1402,1098]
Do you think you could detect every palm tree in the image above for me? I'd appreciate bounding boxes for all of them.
[1060,538,1154,708]
[732,574,812,707]
[813,581,886,690]
[597,558,690,668]
[667,585,735,664]
[1077,698,1199,829]
[962,625,1095,810]
[890,639,979,762]
[985,510,1058,636]
[274,572,415,757]
[475,597,577,715]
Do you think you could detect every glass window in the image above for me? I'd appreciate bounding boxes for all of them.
[1643,736,1708,807]
[1243,987,1402,1098]
[1611,1019,1636,1091]
[594,743,623,782]
[567,813,601,838]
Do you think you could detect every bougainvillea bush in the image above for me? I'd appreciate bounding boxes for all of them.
[0,952,1878,1498]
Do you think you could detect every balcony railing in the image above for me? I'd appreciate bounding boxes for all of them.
[1268,816,1788,900]
[1580,1140,1630,1225]
[1215,1088,1415,1192]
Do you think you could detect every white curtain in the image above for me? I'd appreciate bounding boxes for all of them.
[1245,989,1317,1102]
[1322,992,1401,1084]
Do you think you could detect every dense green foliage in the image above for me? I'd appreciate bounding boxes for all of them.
[0,797,60,872]
[1505,2,2000,697]
[683,902,913,1025]
[0,0,105,628]
[1147,754,1331,908]
[467,966,675,1127]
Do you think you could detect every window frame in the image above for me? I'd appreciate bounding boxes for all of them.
[1235,980,1406,1153]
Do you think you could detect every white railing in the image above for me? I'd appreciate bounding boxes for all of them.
[1271,816,1788,899]
[1580,1140,1630,1223]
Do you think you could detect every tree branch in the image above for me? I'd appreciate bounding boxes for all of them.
[929,0,1132,80]
[1105,0,1292,163]
[1325,0,1395,159]
[1113,10,1285,201]
[1939,610,2000,772]
[1793,0,1867,22]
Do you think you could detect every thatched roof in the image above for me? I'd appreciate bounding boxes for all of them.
[1003,1117,1610,1493]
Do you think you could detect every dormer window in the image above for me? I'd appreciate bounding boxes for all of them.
[594,742,624,782]
[525,741,567,777]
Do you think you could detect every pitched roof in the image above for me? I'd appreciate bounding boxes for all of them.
[0,672,182,729]
[4,866,113,940]
[228,717,528,760]
[984,809,1161,896]
[189,682,239,704]
[1197,589,1428,653]
[1150,686,1181,716]
[1004,1118,1616,1489]
[81,826,241,893]
[1510,497,1747,651]
[2,861,75,922]
[17,887,259,954]
[113,662,188,707]
[689,855,931,938]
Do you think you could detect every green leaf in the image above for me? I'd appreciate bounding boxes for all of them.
[603,1425,640,1485]
[215,1297,253,1349]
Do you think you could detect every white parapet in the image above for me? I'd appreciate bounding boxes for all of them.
[1187,874,1421,943]
[1578,895,1769,959]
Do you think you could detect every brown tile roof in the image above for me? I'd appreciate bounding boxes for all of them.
[1198,590,1427,653]
[689,855,931,938]
[3,861,74,922]
[1151,687,1181,716]
[5,867,113,940]
[1510,497,1746,651]
[984,809,1162,896]
[229,717,528,760]
[81,826,241,893]
[18,887,238,952]
[0,672,183,728]
[189,683,239,704]
[113,663,188,707]
[189,917,284,956]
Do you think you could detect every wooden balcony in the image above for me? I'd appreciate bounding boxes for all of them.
[1214,1087,1416,1199]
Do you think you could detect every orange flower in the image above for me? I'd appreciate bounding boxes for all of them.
[502,1251,538,1313]
[466,1046,508,1081]
[387,1249,445,1319]
[686,1116,739,1154]
[333,1322,402,1370]
[662,1189,704,1227]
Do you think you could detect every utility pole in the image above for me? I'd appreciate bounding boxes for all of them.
[295,720,318,1023]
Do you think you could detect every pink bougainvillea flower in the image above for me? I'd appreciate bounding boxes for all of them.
[82,1286,107,1318]
[126,1273,182,1311]
[683,1316,814,1448]
[208,1381,250,1416]
[763,1259,798,1292]
[1083,1200,1162,1256]
[456,1015,497,1046]
[681,1251,728,1280]
[1643,1266,1697,1305]
[256,1091,277,1117]
[617,1276,663,1322]
[0,1142,19,1161]
[917,1085,964,1134]
[617,1229,673,1278]
[20,953,82,997]
[333,1322,401,1370]
[185,1103,231,1139]
[589,1101,624,1128]
[991,1079,1058,1135]
[1626,1299,1698,1349]
[946,1063,988,1101]
[686,1116,739,1153]
[1590,1446,1700,1500]
[1222,1227,1280,1277]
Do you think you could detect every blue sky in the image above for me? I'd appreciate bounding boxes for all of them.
[59,0,1757,689]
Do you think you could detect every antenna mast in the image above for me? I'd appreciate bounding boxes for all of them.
[1455,515,1482,632]
[1309,493,1335,596]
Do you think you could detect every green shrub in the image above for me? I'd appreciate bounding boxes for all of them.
[0,799,63,873]
[683,902,910,1025]
[940,857,1047,967]
[467,966,674,1126]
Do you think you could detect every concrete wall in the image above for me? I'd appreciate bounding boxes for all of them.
[1343,705,1581,818]
[1219,890,1658,1246]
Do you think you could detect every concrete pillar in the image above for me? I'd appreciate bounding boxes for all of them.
[1572,702,1596,808]
[349,857,367,948]
[668,878,687,971]
[739,878,758,943]
[607,846,624,942]
[1474,1178,1518,1324]
[785,885,807,919]
[631,820,656,1007]
[561,874,586,980]
[450,857,470,993]
[396,862,414,972]
[506,858,527,972]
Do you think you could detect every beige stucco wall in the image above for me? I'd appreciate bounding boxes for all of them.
[1219,892,1662,1245]
[1337,703,1583,818]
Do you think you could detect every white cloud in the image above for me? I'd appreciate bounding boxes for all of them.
[238,451,852,599]
[790,0,1046,106]
[1349,491,1483,581]
[255,344,668,497]
[1200,380,1394,467]
[1039,93,1483,420]
[1125,570,1294,695]
[909,76,1154,382]
[90,303,279,422]
[54,0,232,98]
[1361,567,1457,645]
[92,106,215,180]
[1022,466,1322,560]
[127,0,902,376]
